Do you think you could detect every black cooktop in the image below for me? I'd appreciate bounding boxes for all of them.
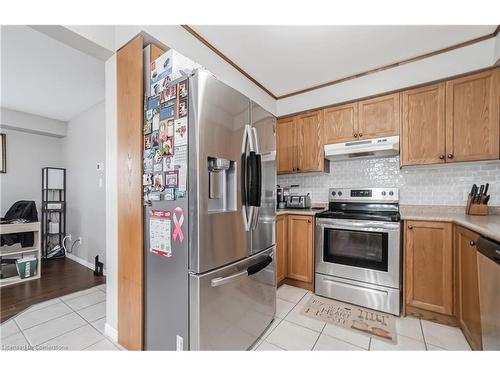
[315,202,400,222]
[315,210,400,222]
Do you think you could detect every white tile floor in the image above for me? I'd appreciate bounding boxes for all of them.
[253,284,471,351]
[0,284,120,351]
[1,283,471,351]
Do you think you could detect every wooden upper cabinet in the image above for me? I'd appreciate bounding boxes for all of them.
[358,93,400,139]
[401,83,446,166]
[445,69,500,162]
[405,220,453,315]
[455,226,483,350]
[287,215,314,283]
[323,103,358,144]
[275,215,288,284]
[277,117,296,174]
[296,111,324,173]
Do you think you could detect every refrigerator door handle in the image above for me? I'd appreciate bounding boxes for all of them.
[210,255,273,287]
[211,269,248,287]
[250,127,262,230]
[240,124,253,232]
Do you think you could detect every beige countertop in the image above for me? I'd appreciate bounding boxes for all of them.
[277,206,326,216]
[400,205,500,242]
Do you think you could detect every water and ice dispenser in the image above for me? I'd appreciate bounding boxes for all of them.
[207,157,236,212]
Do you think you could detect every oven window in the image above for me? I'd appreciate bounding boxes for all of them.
[323,228,388,272]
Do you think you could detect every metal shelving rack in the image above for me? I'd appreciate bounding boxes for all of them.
[41,167,66,260]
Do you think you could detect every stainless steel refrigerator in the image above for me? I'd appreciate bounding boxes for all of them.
[144,70,277,350]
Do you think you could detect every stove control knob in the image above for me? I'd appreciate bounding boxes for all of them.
[381,191,387,196]
[389,191,394,196]
[331,191,336,196]
[338,191,342,196]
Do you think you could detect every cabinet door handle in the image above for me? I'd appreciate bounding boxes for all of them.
[439,154,445,160]
[353,133,358,138]
[407,225,413,229]
[358,133,363,138]
[470,240,476,246]
[307,219,311,223]
[447,154,454,159]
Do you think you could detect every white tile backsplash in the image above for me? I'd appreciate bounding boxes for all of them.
[278,157,500,206]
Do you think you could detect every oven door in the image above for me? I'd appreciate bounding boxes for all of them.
[315,218,401,289]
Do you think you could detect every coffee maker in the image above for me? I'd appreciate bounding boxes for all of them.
[276,185,287,209]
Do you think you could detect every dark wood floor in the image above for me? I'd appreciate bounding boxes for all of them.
[1,258,105,322]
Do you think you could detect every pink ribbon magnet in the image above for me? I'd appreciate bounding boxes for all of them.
[172,207,185,242]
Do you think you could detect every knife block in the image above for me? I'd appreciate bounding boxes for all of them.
[466,195,489,216]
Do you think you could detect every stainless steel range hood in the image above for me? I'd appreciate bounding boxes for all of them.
[324,136,399,161]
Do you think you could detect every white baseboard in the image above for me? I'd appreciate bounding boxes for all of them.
[104,322,118,342]
[66,252,106,275]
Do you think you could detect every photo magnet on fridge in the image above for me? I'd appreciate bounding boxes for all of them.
[178,98,188,118]
[161,138,174,156]
[147,95,161,110]
[153,173,164,190]
[153,162,163,173]
[160,85,177,104]
[150,131,160,148]
[144,157,154,173]
[163,155,175,172]
[164,188,175,201]
[165,170,179,188]
[160,105,175,120]
[154,149,163,163]
[144,134,152,149]
[144,118,152,134]
[174,117,188,147]
[143,174,153,186]
[178,81,188,98]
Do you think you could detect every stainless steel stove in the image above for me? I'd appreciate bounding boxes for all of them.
[315,188,402,315]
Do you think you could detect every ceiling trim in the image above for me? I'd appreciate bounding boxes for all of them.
[181,25,277,99]
[183,25,500,100]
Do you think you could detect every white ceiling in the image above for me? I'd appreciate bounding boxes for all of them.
[191,25,497,97]
[1,26,105,122]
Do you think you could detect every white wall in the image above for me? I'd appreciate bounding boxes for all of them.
[495,32,500,65]
[104,54,118,341]
[278,158,500,207]
[64,101,106,266]
[0,128,65,216]
[1,107,66,137]
[276,38,496,116]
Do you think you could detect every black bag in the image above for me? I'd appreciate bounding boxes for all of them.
[1,200,39,247]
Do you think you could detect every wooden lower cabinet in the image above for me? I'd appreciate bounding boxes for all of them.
[275,214,314,291]
[404,220,486,349]
[404,220,453,315]
[455,226,483,350]
[275,215,288,283]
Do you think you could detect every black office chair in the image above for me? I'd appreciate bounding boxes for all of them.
[1,200,38,278]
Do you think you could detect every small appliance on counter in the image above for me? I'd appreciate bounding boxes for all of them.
[285,194,312,209]
[276,185,288,209]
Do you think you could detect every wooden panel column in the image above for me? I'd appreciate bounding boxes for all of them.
[117,35,144,350]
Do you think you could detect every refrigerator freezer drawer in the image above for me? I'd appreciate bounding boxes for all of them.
[189,247,276,350]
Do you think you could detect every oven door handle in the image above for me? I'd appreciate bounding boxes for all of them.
[322,277,389,295]
[317,220,400,231]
